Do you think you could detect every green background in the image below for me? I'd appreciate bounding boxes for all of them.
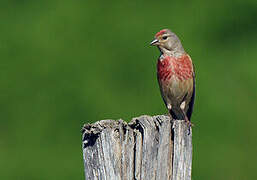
[1,0,257,179]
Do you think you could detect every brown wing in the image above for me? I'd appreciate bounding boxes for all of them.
[186,65,195,121]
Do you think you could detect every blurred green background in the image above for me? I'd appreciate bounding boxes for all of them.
[1,0,257,179]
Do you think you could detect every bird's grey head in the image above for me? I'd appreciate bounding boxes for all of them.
[150,29,185,56]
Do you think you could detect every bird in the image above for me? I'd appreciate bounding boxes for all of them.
[150,29,195,126]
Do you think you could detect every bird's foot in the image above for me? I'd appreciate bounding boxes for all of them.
[165,113,173,121]
[186,119,194,127]
[185,116,193,135]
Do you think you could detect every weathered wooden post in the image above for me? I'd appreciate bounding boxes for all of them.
[81,115,192,180]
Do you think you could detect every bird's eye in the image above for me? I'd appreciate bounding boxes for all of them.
[162,36,168,40]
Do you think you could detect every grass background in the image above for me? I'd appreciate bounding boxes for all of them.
[0,0,257,179]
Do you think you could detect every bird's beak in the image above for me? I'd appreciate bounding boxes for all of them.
[150,39,159,46]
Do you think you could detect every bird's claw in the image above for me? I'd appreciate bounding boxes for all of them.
[185,117,194,135]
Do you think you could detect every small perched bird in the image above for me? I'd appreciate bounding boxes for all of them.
[150,29,195,125]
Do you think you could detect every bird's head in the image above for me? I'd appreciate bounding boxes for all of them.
[150,29,184,55]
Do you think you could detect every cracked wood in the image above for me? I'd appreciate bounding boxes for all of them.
[81,115,192,180]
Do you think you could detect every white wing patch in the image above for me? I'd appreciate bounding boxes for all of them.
[180,101,186,110]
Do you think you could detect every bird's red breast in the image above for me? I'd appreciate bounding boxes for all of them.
[157,54,193,82]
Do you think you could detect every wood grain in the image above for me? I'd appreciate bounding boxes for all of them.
[82,115,192,180]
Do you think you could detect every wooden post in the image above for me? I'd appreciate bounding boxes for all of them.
[81,115,192,180]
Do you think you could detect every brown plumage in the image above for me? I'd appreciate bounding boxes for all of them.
[150,29,195,123]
